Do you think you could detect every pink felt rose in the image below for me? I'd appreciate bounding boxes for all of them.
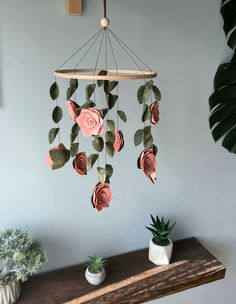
[67,100,78,122]
[138,148,157,183]
[149,101,160,125]
[113,130,124,152]
[76,108,104,137]
[73,152,88,175]
[45,143,66,169]
[92,183,113,211]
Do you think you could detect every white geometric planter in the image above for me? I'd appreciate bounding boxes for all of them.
[0,279,21,304]
[85,267,106,286]
[148,238,173,265]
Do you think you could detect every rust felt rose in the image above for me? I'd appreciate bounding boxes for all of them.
[67,100,78,122]
[73,152,88,175]
[45,143,66,169]
[149,101,160,125]
[113,130,124,152]
[76,108,104,137]
[138,148,157,183]
[92,183,113,211]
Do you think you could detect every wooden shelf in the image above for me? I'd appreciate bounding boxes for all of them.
[18,238,226,304]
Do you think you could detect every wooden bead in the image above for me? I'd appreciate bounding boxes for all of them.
[100,17,110,28]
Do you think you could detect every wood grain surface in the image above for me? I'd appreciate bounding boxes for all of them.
[18,237,226,304]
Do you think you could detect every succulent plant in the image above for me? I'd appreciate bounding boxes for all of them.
[146,215,176,246]
[88,255,105,274]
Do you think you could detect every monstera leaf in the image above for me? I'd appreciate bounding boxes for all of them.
[209,0,236,154]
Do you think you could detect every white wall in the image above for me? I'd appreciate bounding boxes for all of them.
[0,0,235,303]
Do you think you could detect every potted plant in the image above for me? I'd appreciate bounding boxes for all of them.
[85,255,106,286]
[146,215,176,265]
[0,229,47,304]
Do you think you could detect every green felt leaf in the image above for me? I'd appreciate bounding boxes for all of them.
[97,70,108,87]
[70,143,79,157]
[152,85,161,101]
[105,164,113,179]
[92,137,104,152]
[87,154,99,170]
[104,80,118,94]
[86,84,96,100]
[105,142,114,157]
[143,126,153,148]
[137,85,151,104]
[105,131,115,144]
[52,106,63,123]
[48,128,59,144]
[142,104,150,122]
[49,148,70,167]
[117,110,127,122]
[100,108,109,119]
[152,144,158,156]
[67,86,76,100]
[97,167,106,183]
[107,119,115,132]
[71,123,80,135]
[134,129,144,146]
[222,126,236,153]
[145,80,154,89]
[81,100,96,109]
[49,82,59,100]
[70,78,78,89]
[107,93,118,109]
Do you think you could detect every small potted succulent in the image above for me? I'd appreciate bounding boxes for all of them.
[0,229,47,304]
[85,255,106,286]
[146,215,176,265]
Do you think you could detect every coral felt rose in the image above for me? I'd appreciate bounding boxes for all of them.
[138,148,157,183]
[76,108,104,137]
[113,130,124,152]
[73,152,88,175]
[149,101,160,125]
[45,143,66,169]
[67,100,78,122]
[92,183,113,211]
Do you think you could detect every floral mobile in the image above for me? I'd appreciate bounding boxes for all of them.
[45,0,161,211]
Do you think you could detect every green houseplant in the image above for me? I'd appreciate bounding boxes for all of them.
[209,0,236,154]
[0,229,47,304]
[146,215,175,265]
[85,255,106,285]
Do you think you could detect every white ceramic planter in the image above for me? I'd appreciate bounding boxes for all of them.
[85,267,106,285]
[149,238,173,265]
[0,279,21,304]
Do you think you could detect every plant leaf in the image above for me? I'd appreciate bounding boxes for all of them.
[104,80,118,93]
[86,84,96,100]
[107,119,115,132]
[145,80,153,89]
[50,82,59,100]
[70,78,78,89]
[152,144,158,156]
[143,126,153,148]
[107,93,118,109]
[105,131,115,144]
[105,164,113,179]
[152,85,161,101]
[134,129,144,146]
[70,143,79,157]
[97,167,106,183]
[67,86,76,100]
[87,154,99,170]
[92,137,104,152]
[52,106,63,123]
[117,110,127,122]
[97,70,108,87]
[48,128,59,144]
[49,149,70,167]
[105,142,114,157]
[142,104,150,122]
[81,100,96,108]
[100,108,109,119]
[137,85,151,104]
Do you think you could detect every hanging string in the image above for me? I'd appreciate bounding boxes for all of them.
[103,0,107,18]
[93,29,105,75]
[73,29,103,72]
[55,28,103,71]
[107,28,153,72]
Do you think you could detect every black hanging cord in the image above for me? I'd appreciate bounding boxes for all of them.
[103,0,107,18]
